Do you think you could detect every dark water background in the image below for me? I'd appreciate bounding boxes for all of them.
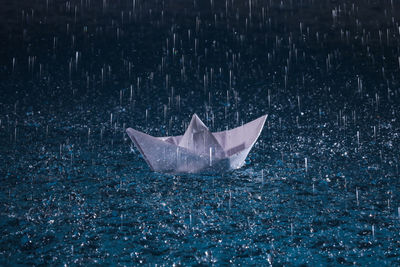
[1,0,400,265]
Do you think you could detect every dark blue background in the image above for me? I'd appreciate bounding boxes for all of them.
[1,0,400,265]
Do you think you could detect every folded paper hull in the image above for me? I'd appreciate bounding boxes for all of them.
[126,114,267,174]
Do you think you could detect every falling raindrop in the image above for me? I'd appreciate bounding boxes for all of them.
[356,188,359,206]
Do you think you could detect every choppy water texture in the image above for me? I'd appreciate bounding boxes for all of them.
[1,0,400,265]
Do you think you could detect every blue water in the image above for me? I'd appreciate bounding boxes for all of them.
[1,0,400,265]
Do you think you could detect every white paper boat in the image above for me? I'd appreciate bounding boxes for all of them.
[126,114,267,174]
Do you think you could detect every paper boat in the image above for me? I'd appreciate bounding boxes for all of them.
[126,114,267,174]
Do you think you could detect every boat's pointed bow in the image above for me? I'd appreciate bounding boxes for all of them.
[259,114,268,130]
[249,114,268,143]
[126,128,142,148]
